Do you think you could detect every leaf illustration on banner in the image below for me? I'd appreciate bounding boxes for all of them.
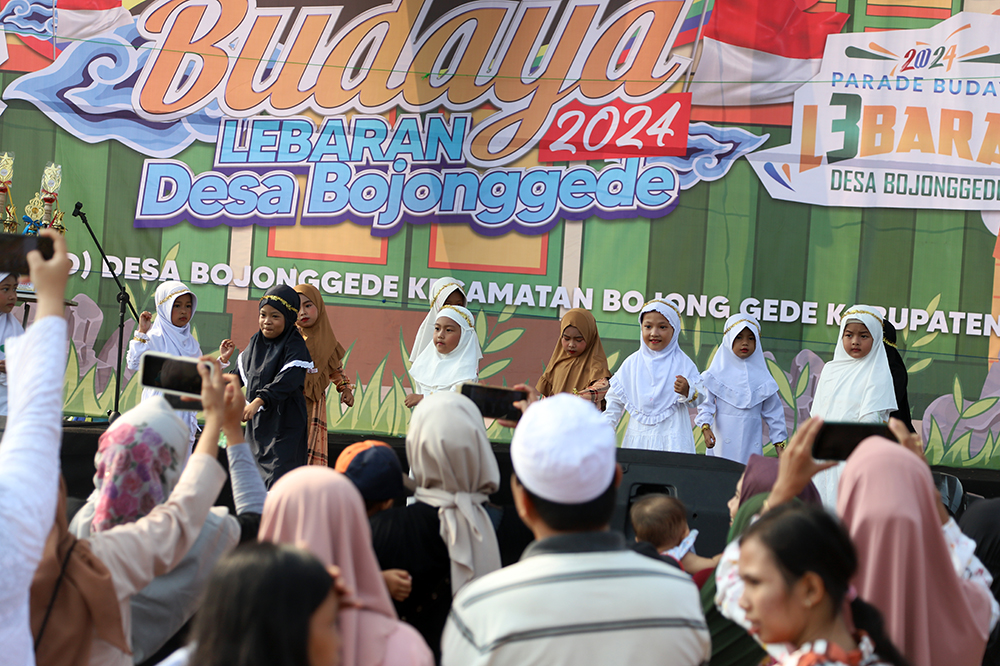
[5,22,221,158]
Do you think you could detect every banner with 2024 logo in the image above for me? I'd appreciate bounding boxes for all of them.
[748,13,1000,210]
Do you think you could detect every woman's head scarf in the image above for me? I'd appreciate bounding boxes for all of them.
[260,467,399,666]
[536,308,610,397]
[90,395,189,532]
[410,277,466,364]
[702,314,778,409]
[839,437,992,666]
[407,391,501,595]
[146,281,201,358]
[408,305,481,394]
[237,285,313,398]
[294,283,346,404]
[609,299,700,425]
[738,454,822,506]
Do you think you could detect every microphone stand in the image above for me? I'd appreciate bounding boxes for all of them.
[73,201,139,423]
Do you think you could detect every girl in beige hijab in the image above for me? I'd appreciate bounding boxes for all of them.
[536,308,611,405]
[260,467,433,666]
[295,283,353,467]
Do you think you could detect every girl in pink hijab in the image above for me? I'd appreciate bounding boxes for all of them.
[259,467,433,666]
[838,436,996,666]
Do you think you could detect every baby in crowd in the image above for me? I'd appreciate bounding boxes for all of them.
[630,493,717,574]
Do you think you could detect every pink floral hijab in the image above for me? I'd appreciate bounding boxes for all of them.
[91,395,189,532]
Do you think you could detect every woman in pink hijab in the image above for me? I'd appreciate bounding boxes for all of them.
[259,467,433,666]
[838,434,995,666]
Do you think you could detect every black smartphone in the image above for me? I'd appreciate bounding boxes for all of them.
[139,352,212,399]
[0,233,54,275]
[812,422,892,461]
[460,383,528,422]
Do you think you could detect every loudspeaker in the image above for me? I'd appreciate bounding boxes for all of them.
[613,449,745,557]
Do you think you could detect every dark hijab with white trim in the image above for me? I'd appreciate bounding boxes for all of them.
[882,320,914,432]
[239,285,313,401]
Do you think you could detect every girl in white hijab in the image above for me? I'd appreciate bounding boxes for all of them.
[605,300,705,453]
[0,271,23,415]
[126,281,234,450]
[410,277,466,364]
[810,304,897,508]
[695,314,787,464]
[406,305,481,408]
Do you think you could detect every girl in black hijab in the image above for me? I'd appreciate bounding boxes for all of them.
[233,285,314,488]
[883,320,914,432]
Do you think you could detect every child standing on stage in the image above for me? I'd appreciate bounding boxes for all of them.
[696,314,787,464]
[810,304,896,508]
[605,300,705,453]
[410,277,466,365]
[233,285,314,488]
[405,305,481,408]
[0,272,23,416]
[294,283,354,467]
[126,280,234,450]
[536,308,611,408]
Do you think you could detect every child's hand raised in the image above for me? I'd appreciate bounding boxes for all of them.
[219,338,235,363]
[673,375,690,397]
[138,311,153,334]
[404,394,423,408]
[29,229,72,320]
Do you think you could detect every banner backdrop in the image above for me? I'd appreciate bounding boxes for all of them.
[3,0,1000,469]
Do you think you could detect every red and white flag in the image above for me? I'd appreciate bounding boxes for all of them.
[690,0,848,106]
[56,0,133,44]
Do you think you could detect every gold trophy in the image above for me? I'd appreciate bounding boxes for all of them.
[40,162,65,234]
[0,152,16,233]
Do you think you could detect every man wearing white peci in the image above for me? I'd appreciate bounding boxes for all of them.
[441,394,711,666]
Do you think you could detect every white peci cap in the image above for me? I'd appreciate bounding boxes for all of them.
[511,394,617,504]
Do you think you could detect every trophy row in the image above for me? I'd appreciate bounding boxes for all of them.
[0,152,65,236]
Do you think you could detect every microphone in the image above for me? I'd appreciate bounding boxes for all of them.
[72,201,83,217]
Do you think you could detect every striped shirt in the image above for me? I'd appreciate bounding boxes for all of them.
[442,531,711,666]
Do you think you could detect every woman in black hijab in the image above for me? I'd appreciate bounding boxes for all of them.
[233,285,314,488]
[883,320,914,432]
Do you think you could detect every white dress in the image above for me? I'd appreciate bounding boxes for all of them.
[605,382,703,453]
[698,392,788,464]
[0,312,24,415]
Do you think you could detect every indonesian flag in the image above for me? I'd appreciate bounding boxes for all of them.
[56,0,133,44]
[689,0,848,106]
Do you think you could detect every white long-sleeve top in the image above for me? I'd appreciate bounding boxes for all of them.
[0,315,68,666]
[696,390,788,464]
[604,381,705,453]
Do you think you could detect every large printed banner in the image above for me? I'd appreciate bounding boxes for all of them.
[4,0,1000,470]
[749,13,1000,210]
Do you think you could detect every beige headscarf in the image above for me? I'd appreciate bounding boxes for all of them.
[536,308,610,397]
[259,467,400,666]
[408,391,501,595]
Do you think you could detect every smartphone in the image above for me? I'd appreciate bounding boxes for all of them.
[0,233,54,275]
[460,383,528,422]
[812,422,892,461]
[139,352,214,400]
